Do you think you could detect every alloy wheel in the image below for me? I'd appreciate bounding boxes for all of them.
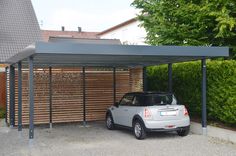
[134,122,142,137]
[106,116,112,128]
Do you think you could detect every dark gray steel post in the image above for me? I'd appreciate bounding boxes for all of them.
[28,57,34,139]
[9,65,15,127]
[168,63,173,93]
[18,62,22,131]
[82,67,86,126]
[201,59,207,135]
[143,67,147,91]
[5,67,8,124]
[113,67,116,104]
[49,66,52,129]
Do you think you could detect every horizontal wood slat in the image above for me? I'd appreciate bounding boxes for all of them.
[8,67,143,125]
[0,72,6,109]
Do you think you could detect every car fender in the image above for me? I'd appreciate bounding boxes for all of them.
[106,109,113,119]
[132,114,146,129]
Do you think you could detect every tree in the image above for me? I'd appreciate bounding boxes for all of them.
[132,0,236,59]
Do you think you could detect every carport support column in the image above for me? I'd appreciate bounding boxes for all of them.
[49,66,52,129]
[28,57,34,140]
[113,67,116,104]
[82,67,86,126]
[9,65,15,128]
[201,59,207,135]
[18,61,22,131]
[143,67,147,91]
[168,63,173,93]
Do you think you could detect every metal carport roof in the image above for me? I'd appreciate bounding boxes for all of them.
[6,41,228,67]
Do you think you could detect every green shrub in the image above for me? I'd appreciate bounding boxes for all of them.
[147,60,236,125]
[0,107,5,119]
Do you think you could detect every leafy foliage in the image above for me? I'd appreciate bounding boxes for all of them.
[132,0,236,59]
[147,60,236,125]
[0,107,5,119]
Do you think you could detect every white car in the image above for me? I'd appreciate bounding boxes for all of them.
[106,92,190,139]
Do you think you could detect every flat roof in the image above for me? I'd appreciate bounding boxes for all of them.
[6,41,229,67]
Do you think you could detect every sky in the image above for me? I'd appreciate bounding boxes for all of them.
[31,0,138,32]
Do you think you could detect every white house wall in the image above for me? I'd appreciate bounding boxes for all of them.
[100,21,147,45]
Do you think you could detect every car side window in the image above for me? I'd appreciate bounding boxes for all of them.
[132,95,144,106]
[120,95,134,106]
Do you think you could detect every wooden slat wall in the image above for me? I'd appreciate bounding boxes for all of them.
[116,69,131,102]
[130,68,143,92]
[85,69,113,121]
[52,68,83,123]
[8,67,143,125]
[15,69,50,125]
[0,72,6,109]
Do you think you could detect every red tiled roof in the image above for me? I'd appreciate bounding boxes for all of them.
[41,30,100,42]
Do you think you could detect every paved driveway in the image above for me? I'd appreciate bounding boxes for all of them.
[0,121,236,156]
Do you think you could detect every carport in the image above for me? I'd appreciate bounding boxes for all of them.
[6,41,228,140]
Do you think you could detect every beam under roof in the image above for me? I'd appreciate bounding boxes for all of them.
[6,41,229,67]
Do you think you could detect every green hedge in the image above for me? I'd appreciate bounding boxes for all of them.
[147,60,236,125]
[0,107,5,119]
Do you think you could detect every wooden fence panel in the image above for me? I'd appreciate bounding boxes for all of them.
[51,68,83,123]
[8,67,143,125]
[0,72,6,109]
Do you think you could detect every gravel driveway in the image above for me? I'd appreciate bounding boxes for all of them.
[0,121,236,156]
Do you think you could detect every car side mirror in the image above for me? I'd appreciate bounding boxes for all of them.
[114,102,119,107]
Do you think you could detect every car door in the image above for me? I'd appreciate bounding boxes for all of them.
[122,95,140,127]
[112,94,134,126]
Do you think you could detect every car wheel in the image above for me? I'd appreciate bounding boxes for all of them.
[177,126,190,136]
[133,120,146,140]
[106,114,115,130]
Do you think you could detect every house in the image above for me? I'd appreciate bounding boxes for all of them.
[0,0,41,64]
[41,27,99,41]
[0,0,41,110]
[98,18,147,45]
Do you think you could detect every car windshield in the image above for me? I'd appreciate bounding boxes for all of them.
[144,94,177,106]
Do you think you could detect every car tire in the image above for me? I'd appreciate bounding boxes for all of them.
[106,113,115,130]
[133,120,146,140]
[177,126,190,136]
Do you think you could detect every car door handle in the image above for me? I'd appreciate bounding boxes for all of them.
[124,109,128,111]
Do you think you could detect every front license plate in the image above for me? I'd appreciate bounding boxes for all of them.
[160,111,177,116]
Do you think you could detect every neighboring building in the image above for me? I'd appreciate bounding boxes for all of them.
[48,37,121,45]
[0,0,42,63]
[41,27,99,41]
[0,0,41,109]
[98,18,147,45]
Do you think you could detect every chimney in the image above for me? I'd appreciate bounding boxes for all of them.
[78,27,82,32]
[61,26,65,31]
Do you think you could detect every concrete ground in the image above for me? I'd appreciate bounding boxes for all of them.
[0,120,236,156]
